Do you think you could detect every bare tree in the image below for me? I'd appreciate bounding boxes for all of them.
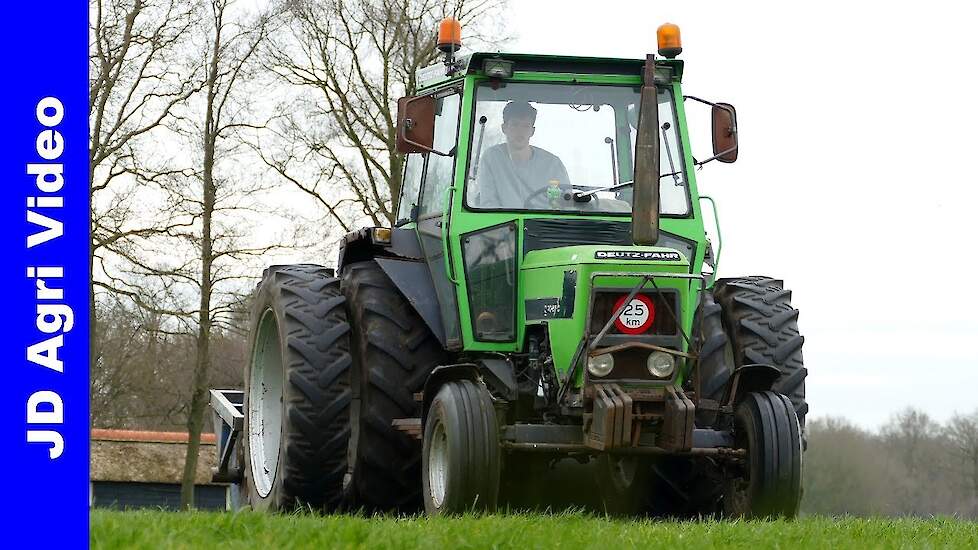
[89,0,204,371]
[174,0,280,509]
[879,407,962,515]
[881,408,939,478]
[89,0,294,508]
[93,294,245,431]
[257,0,508,231]
[802,417,904,516]
[945,410,978,514]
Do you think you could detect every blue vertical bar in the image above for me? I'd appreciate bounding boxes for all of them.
[1,2,89,545]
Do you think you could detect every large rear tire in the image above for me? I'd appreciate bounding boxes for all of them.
[341,261,446,513]
[242,265,352,512]
[422,380,500,515]
[723,391,803,519]
[691,290,733,426]
[714,277,808,433]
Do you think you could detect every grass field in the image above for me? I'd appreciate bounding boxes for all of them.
[91,510,976,549]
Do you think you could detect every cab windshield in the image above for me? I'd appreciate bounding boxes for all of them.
[465,81,690,216]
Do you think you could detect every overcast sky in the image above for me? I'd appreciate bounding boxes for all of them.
[502,1,978,427]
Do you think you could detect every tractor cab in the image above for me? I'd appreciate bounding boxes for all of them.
[388,26,737,385]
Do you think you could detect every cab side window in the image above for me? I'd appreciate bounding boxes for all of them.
[419,93,461,216]
[396,153,424,225]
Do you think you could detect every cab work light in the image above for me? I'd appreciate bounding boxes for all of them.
[483,58,514,79]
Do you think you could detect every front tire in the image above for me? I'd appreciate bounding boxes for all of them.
[723,391,802,519]
[422,380,500,515]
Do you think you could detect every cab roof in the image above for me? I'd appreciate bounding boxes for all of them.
[416,51,684,90]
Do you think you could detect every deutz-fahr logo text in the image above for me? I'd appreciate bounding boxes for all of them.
[595,250,681,261]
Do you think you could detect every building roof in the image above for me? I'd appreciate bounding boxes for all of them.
[91,429,222,485]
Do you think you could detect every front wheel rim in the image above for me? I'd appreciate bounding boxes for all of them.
[249,309,284,498]
[428,418,449,508]
[726,413,753,515]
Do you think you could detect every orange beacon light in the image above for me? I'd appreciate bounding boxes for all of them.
[657,23,682,58]
[437,17,462,53]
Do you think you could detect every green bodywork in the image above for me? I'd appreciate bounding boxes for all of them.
[400,53,715,389]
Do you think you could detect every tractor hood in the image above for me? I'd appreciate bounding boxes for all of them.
[520,244,694,381]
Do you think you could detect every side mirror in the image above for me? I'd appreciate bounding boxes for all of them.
[711,103,738,163]
[395,95,435,154]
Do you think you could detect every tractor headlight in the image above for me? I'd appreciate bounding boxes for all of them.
[587,354,615,378]
[647,351,675,378]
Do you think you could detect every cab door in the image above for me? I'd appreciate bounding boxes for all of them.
[416,91,463,349]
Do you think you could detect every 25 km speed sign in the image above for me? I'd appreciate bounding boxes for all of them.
[612,294,656,335]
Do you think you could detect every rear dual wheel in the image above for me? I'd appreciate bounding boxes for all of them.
[714,277,808,434]
[242,265,351,512]
[341,261,445,512]
[242,261,444,514]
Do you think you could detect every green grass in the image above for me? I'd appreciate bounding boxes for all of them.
[91,510,977,549]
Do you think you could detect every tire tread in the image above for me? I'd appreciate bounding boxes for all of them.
[244,264,352,512]
[342,261,446,513]
[715,276,807,430]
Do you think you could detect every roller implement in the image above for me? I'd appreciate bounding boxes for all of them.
[211,20,807,518]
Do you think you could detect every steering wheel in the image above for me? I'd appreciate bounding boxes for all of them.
[523,185,555,209]
[523,185,584,209]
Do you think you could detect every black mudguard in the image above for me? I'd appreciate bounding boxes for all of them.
[338,227,447,348]
[421,359,518,427]
[722,364,782,408]
[375,257,446,348]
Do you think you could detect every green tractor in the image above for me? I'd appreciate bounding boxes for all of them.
[210,21,807,518]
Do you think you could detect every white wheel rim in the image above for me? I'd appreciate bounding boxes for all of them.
[428,418,449,508]
[249,309,284,498]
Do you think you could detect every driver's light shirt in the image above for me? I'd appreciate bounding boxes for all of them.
[475,144,570,208]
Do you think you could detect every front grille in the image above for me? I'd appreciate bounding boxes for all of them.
[589,291,678,336]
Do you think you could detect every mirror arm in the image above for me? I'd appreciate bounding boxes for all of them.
[684,95,724,109]
[684,95,738,165]
[693,144,738,168]
[683,95,712,106]
[684,95,738,133]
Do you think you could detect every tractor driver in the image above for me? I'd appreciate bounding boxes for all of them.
[476,101,571,209]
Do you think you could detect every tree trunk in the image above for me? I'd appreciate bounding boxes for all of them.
[972,452,978,513]
[89,139,99,409]
[90,213,98,401]
[179,138,216,509]
[180,6,221,507]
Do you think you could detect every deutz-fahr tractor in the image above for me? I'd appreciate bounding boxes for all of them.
[209,20,807,518]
